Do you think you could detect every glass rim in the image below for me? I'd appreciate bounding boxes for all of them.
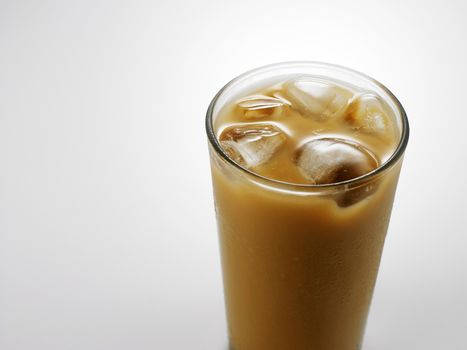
[205,61,410,190]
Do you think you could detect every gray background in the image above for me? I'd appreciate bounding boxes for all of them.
[1,0,466,349]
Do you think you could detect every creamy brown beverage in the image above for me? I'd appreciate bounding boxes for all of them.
[206,62,409,350]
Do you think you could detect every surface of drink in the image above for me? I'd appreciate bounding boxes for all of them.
[207,63,408,350]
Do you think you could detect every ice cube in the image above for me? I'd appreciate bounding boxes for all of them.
[219,124,287,168]
[236,95,285,119]
[283,77,353,121]
[271,91,293,106]
[336,182,377,207]
[345,93,391,135]
[295,138,378,185]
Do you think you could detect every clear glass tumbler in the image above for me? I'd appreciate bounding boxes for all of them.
[206,62,409,350]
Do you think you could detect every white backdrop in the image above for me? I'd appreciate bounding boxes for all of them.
[1,0,466,349]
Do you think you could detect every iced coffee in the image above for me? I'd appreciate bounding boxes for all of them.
[206,62,409,350]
